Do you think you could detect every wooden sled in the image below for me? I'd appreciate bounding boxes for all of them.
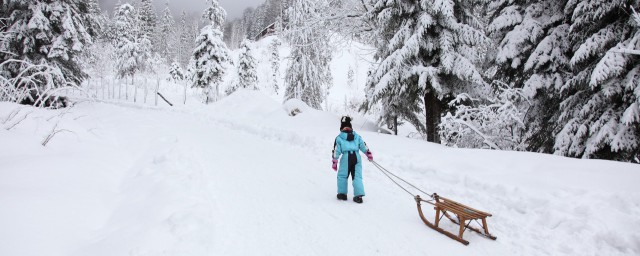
[415,193,496,245]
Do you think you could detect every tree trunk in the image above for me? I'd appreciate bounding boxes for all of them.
[393,115,398,136]
[425,91,441,143]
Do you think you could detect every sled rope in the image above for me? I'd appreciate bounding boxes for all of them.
[370,160,433,198]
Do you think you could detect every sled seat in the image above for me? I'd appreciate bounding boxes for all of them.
[415,193,496,245]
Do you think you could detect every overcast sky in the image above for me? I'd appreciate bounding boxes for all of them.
[98,0,264,19]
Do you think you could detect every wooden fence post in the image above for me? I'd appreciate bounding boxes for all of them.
[134,81,138,103]
[144,78,148,104]
[155,78,159,106]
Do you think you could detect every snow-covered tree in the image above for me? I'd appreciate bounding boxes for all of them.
[138,0,157,42]
[177,11,192,68]
[283,0,333,110]
[269,37,281,93]
[190,0,230,103]
[156,1,175,60]
[113,3,148,79]
[228,39,257,94]
[0,0,99,88]
[486,0,570,152]
[553,1,640,161]
[363,0,489,141]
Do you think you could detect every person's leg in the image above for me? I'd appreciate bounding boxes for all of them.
[337,159,349,196]
[353,162,365,197]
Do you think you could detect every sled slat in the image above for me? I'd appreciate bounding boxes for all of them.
[415,194,496,245]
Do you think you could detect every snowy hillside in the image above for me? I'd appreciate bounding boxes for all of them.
[1,89,639,256]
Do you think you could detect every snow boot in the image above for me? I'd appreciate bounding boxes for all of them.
[353,195,363,204]
[337,193,347,200]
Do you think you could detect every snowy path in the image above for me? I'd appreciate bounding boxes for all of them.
[1,93,639,256]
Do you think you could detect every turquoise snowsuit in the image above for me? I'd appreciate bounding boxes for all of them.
[333,130,369,197]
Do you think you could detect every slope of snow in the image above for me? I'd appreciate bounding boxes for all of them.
[1,90,639,256]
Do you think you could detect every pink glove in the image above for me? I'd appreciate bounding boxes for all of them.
[332,159,338,171]
[366,151,373,161]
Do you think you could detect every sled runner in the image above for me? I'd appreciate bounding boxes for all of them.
[415,193,496,245]
[370,160,497,245]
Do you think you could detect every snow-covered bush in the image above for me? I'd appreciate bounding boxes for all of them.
[283,98,310,117]
[0,60,73,108]
[169,61,185,82]
[440,82,527,150]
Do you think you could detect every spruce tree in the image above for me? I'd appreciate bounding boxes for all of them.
[190,0,230,103]
[269,37,281,93]
[138,0,157,42]
[553,1,640,161]
[178,11,191,68]
[157,2,175,59]
[363,0,488,141]
[228,39,258,94]
[113,3,150,79]
[0,0,99,87]
[283,0,333,110]
[487,0,571,152]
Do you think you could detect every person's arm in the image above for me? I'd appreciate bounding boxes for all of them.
[359,137,370,154]
[332,137,342,159]
[359,137,373,161]
[332,138,341,170]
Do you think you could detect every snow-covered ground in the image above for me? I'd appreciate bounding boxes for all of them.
[1,89,639,256]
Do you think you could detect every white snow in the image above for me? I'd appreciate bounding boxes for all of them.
[1,35,640,256]
[1,88,639,256]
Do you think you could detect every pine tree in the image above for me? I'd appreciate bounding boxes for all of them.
[228,39,258,94]
[363,0,489,141]
[138,0,157,42]
[553,1,640,161]
[86,0,105,37]
[157,1,175,60]
[269,37,281,93]
[487,0,571,152]
[283,0,333,110]
[113,3,149,79]
[0,0,99,87]
[190,0,230,103]
[178,11,191,68]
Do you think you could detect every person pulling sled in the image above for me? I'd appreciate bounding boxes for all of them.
[332,116,373,204]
